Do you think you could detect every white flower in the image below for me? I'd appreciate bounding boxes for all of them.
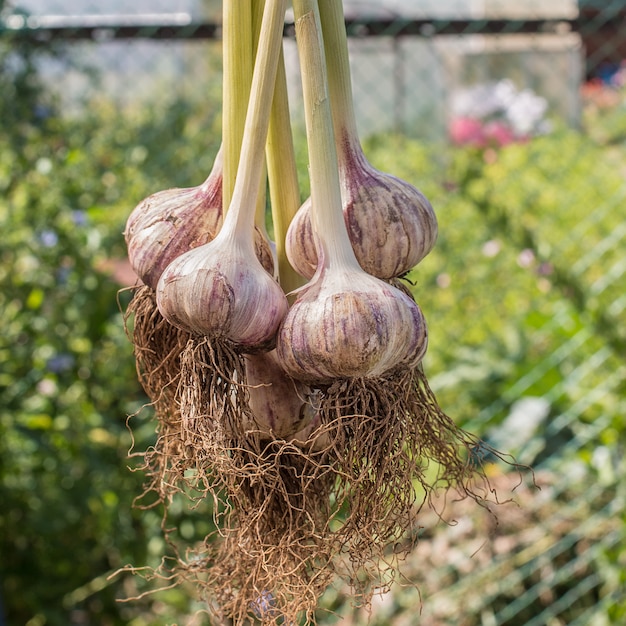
[451,79,549,138]
[505,88,548,135]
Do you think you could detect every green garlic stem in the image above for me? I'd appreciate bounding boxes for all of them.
[252,0,265,51]
[267,45,306,295]
[318,0,362,160]
[251,0,271,243]
[292,0,360,271]
[222,0,288,239]
[222,1,253,213]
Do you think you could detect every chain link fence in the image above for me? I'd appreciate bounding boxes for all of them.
[2,0,625,624]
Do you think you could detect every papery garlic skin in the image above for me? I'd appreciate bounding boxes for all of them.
[126,183,222,290]
[252,229,276,278]
[125,149,275,290]
[286,153,438,280]
[156,229,288,350]
[276,266,427,384]
[125,150,224,290]
[244,350,315,438]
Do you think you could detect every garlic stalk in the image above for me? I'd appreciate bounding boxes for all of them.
[286,0,438,280]
[156,0,288,350]
[251,0,277,275]
[276,0,428,384]
[266,43,305,296]
[222,0,253,213]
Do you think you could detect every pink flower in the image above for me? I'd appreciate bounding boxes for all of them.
[449,116,486,146]
[483,121,516,147]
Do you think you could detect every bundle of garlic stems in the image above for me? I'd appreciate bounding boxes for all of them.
[122,0,513,623]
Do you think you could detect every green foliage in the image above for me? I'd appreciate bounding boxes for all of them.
[0,40,222,623]
[0,1,55,133]
[362,130,626,452]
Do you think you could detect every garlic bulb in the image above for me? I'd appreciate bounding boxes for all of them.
[286,155,438,280]
[155,225,287,350]
[244,350,315,438]
[276,263,427,384]
[125,148,274,289]
[125,150,223,290]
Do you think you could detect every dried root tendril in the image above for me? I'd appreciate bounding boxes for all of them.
[121,306,522,624]
[123,285,192,505]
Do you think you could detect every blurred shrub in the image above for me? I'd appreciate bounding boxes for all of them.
[0,22,222,623]
[365,126,625,450]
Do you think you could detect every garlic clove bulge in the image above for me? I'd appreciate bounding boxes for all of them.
[156,227,288,351]
[285,197,318,280]
[276,266,428,385]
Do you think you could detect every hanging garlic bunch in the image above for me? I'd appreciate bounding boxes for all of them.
[123,0,512,622]
[286,0,438,281]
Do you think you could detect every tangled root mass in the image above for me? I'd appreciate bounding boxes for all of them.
[122,286,517,624]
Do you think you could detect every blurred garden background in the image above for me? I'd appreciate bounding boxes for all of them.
[1,0,625,624]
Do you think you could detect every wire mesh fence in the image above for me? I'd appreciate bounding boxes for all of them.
[1,0,625,624]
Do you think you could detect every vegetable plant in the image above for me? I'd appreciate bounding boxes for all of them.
[121,0,510,623]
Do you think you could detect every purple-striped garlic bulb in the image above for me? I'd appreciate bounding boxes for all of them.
[286,151,437,280]
[125,150,223,290]
[155,217,287,351]
[276,258,428,384]
[125,148,274,289]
